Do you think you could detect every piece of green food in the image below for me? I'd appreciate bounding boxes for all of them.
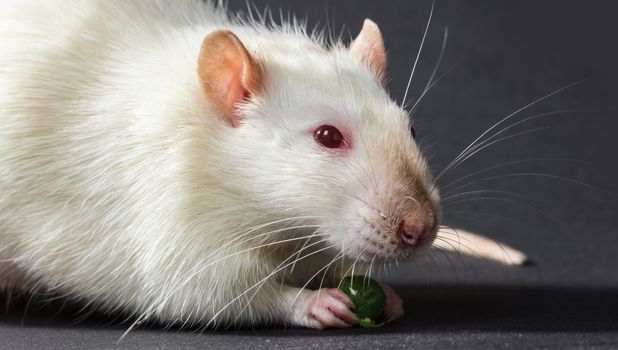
[339,276,386,328]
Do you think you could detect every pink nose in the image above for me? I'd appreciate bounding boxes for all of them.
[398,220,427,247]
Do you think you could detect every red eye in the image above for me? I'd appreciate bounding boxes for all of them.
[314,125,344,149]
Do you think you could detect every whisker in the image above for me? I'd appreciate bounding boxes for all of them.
[440,189,531,203]
[317,251,345,292]
[467,109,603,155]
[401,1,434,107]
[423,249,441,274]
[439,157,598,193]
[238,243,343,324]
[289,228,322,274]
[434,235,481,258]
[193,232,331,273]
[432,242,462,278]
[435,78,589,182]
[436,225,482,260]
[366,253,377,283]
[452,172,617,197]
[441,126,551,178]
[423,27,448,93]
[291,251,346,307]
[337,246,370,290]
[202,238,330,330]
[408,61,461,113]
[206,244,337,327]
[442,196,565,224]
[197,221,334,266]
[438,108,603,179]
[405,195,421,208]
[121,226,331,339]
[195,215,328,259]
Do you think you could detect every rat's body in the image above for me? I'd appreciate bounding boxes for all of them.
[0,0,525,329]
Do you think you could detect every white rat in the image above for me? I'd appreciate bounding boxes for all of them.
[0,0,526,329]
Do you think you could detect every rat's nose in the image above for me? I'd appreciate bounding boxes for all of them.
[398,219,428,247]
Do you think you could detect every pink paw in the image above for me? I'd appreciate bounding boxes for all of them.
[380,284,404,323]
[295,288,358,329]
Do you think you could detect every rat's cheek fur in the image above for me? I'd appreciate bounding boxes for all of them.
[318,135,439,263]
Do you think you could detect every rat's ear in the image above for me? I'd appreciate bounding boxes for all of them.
[350,19,387,85]
[198,30,263,127]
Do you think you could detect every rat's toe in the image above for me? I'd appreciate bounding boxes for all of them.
[296,288,357,329]
[380,284,404,322]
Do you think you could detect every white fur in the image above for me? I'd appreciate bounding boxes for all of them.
[0,0,518,329]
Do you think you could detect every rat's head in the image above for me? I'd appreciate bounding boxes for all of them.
[196,20,440,262]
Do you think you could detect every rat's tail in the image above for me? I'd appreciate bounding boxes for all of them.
[433,227,529,266]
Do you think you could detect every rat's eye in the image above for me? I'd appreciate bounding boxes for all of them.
[410,125,416,139]
[314,125,344,149]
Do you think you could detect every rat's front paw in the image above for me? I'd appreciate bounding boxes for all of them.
[293,288,358,329]
[380,284,404,323]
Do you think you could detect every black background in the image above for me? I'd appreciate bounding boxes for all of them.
[2,1,618,348]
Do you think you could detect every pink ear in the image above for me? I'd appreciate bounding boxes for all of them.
[198,30,263,127]
[350,19,387,85]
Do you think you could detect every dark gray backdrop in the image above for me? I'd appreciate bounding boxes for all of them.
[2,1,617,348]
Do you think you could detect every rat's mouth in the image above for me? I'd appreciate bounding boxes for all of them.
[349,231,436,263]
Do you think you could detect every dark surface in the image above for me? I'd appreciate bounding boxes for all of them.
[2,0,618,348]
[3,285,618,349]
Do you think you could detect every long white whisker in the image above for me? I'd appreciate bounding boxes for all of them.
[337,246,370,290]
[408,61,460,113]
[441,196,564,223]
[401,1,434,107]
[451,172,617,197]
[194,221,332,271]
[289,227,322,273]
[435,78,589,181]
[438,109,602,180]
[423,27,448,93]
[193,232,331,273]
[236,238,336,324]
[439,156,597,194]
[206,244,337,327]
[440,189,525,202]
[292,251,346,307]
[120,225,332,339]
[196,215,327,262]
[443,126,550,175]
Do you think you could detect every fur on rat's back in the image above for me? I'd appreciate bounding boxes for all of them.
[1,0,288,324]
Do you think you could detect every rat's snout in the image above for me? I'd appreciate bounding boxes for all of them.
[397,211,437,248]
